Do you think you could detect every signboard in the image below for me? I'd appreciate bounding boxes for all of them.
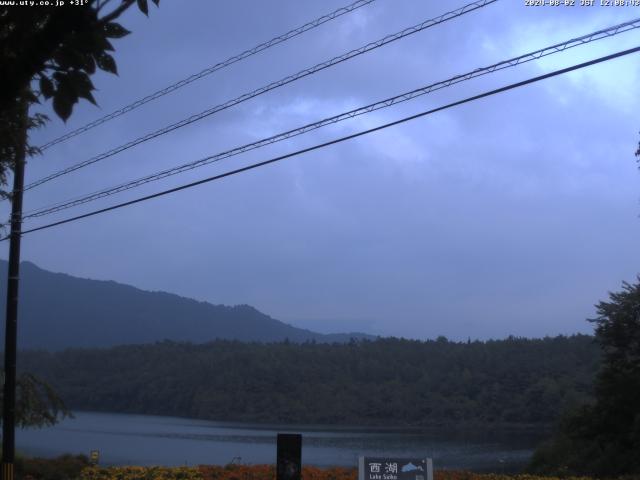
[358,457,433,480]
[89,449,100,465]
[277,433,302,480]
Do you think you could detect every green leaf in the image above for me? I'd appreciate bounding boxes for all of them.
[90,31,115,52]
[102,37,115,52]
[68,71,97,106]
[53,49,83,70]
[82,53,96,75]
[39,76,54,99]
[78,89,97,106]
[51,72,92,121]
[96,52,118,75]
[137,0,148,15]
[104,22,131,39]
[52,91,75,122]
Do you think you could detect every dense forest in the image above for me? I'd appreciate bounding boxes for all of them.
[530,279,640,477]
[18,335,598,428]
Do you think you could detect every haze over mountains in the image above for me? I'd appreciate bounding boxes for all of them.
[0,260,373,350]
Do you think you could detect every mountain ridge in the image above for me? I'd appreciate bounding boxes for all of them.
[0,260,374,350]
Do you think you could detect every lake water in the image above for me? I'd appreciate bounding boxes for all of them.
[17,411,544,471]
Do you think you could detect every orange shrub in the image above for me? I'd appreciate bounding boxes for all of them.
[197,464,357,480]
[80,465,202,480]
[79,465,608,480]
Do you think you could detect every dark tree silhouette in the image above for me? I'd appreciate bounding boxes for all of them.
[0,0,159,197]
[0,0,159,428]
[0,373,70,428]
[531,279,640,477]
[0,0,158,118]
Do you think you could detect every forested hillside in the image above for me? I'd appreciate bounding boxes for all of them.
[0,260,371,349]
[18,335,599,427]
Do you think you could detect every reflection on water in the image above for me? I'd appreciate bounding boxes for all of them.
[17,411,544,471]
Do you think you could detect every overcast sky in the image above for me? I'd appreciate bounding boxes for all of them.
[2,0,639,340]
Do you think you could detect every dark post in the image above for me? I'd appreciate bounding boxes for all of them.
[2,98,27,480]
[276,433,302,480]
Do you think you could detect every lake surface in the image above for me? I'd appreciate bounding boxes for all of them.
[17,411,544,471]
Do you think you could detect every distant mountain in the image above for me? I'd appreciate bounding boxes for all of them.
[0,260,374,350]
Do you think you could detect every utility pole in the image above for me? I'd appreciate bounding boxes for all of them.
[2,97,28,480]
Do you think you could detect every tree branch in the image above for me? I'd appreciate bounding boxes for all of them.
[97,0,116,13]
[99,0,135,24]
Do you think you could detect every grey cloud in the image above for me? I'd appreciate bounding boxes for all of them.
[4,0,639,341]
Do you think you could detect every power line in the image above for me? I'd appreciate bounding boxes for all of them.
[22,0,497,193]
[22,17,640,219]
[37,0,378,151]
[9,45,640,241]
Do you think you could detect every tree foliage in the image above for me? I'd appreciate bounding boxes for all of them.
[0,372,71,428]
[530,279,640,477]
[19,335,599,428]
[0,99,47,200]
[0,0,159,199]
[0,0,158,426]
[0,0,158,120]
